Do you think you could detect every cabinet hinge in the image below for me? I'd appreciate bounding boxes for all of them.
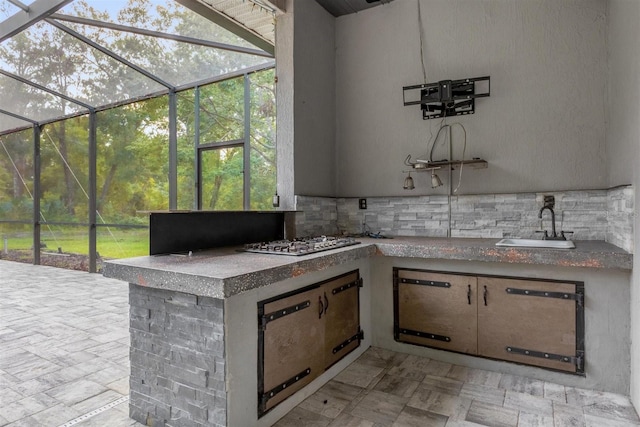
[506,346,584,372]
[398,328,451,343]
[399,278,451,288]
[331,278,363,295]
[332,329,364,354]
[259,300,311,331]
[505,287,583,307]
[259,368,311,407]
[576,350,585,372]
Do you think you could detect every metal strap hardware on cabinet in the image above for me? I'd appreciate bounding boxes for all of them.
[259,368,311,407]
[259,300,310,330]
[506,346,585,372]
[393,267,585,376]
[399,278,451,288]
[332,277,363,295]
[332,329,364,354]
[399,328,451,342]
[505,287,584,306]
[258,269,362,418]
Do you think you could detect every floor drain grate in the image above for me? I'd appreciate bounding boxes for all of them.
[58,395,129,427]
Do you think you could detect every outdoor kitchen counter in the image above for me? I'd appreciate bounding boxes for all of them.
[103,237,632,299]
[371,237,632,270]
[103,243,376,299]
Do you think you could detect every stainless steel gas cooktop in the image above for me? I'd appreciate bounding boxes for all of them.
[243,236,360,256]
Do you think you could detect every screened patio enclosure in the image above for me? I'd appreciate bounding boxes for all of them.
[0,0,278,272]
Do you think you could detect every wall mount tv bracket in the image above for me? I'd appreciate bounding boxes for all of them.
[403,76,490,120]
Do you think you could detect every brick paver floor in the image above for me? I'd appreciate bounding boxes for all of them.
[0,260,142,426]
[3,259,639,427]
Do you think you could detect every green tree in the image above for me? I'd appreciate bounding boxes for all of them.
[0,0,276,230]
[0,130,34,220]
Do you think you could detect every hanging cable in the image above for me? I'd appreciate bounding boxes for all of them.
[417,0,428,84]
[449,123,467,194]
[0,138,61,248]
[43,129,90,201]
[1,139,34,200]
[42,129,126,257]
[423,121,467,193]
[428,122,449,163]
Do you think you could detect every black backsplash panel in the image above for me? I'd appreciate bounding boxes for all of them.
[149,211,286,255]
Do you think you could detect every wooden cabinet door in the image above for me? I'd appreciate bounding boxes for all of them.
[395,270,478,354]
[259,286,325,415]
[323,271,361,369]
[477,277,579,373]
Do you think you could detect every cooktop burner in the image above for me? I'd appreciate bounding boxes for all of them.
[243,236,360,256]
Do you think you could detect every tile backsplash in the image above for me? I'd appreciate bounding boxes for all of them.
[607,186,635,252]
[294,186,634,253]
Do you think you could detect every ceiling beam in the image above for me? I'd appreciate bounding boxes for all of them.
[50,13,273,58]
[0,0,73,42]
[0,108,38,125]
[47,19,175,90]
[6,0,31,12]
[0,68,93,110]
[256,0,286,13]
[174,0,274,56]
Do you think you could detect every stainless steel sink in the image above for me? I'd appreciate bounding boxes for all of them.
[495,238,575,249]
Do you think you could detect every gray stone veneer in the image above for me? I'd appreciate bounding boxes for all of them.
[294,195,341,236]
[129,284,226,427]
[295,186,634,253]
[608,186,635,253]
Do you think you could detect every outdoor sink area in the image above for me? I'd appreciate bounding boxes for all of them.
[496,238,576,249]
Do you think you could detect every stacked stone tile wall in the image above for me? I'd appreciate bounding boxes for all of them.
[337,196,450,237]
[294,195,339,237]
[450,191,610,240]
[295,186,634,253]
[129,284,226,427]
[607,186,635,252]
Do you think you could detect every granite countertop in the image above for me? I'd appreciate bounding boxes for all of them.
[103,237,632,299]
[371,237,632,270]
[103,244,377,299]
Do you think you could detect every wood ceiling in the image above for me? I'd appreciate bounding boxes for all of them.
[314,0,394,17]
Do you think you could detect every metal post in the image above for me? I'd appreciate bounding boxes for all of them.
[243,74,251,210]
[194,86,201,210]
[447,125,452,238]
[33,124,41,265]
[169,90,178,210]
[88,111,97,273]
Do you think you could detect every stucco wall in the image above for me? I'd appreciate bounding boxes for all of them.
[335,0,608,197]
[606,0,640,409]
[275,0,336,208]
[275,0,295,210]
[293,0,336,196]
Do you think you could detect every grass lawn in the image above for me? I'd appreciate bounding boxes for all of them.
[2,226,149,259]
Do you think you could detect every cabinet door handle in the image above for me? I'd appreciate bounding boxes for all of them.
[467,284,471,305]
[483,285,488,306]
[323,292,329,314]
[318,296,324,319]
